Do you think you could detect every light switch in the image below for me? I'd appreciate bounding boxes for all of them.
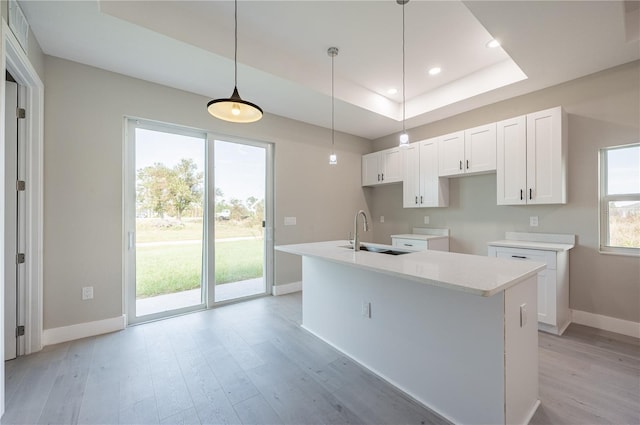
[380,216,385,223]
[424,216,430,225]
[284,217,297,226]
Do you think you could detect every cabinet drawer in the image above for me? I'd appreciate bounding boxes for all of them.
[392,238,427,250]
[493,247,556,269]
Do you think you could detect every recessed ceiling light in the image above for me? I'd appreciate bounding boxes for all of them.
[387,88,398,95]
[428,67,441,76]
[486,39,501,48]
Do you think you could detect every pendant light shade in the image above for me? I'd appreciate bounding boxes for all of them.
[398,0,410,147]
[328,46,339,165]
[207,0,263,123]
[207,87,263,123]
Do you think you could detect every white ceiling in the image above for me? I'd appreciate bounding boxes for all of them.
[19,0,640,140]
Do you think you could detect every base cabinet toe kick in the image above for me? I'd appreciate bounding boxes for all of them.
[276,241,545,424]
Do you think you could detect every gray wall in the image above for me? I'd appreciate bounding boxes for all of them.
[369,61,640,323]
[43,56,371,330]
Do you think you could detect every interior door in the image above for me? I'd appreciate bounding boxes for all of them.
[4,79,19,360]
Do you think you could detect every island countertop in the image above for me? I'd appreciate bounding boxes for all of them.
[276,240,545,297]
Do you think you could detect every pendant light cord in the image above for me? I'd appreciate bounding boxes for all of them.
[402,1,406,134]
[234,0,238,88]
[331,51,335,149]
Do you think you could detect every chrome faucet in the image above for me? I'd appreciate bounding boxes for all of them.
[353,210,369,251]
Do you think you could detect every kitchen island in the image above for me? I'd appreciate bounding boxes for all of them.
[276,241,545,425]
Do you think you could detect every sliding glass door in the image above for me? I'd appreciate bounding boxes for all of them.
[125,119,273,324]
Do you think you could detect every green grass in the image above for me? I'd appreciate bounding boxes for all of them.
[136,239,263,298]
[136,218,262,242]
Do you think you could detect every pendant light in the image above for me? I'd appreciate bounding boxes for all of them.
[207,0,263,123]
[328,46,339,165]
[398,0,410,147]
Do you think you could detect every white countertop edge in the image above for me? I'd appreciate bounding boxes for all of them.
[276,241,545,297]
[487,239,575,252]
[390,234,449,241]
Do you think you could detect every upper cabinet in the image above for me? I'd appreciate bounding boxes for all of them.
[438,123,497,177]
[497,107,567,205]
[402,139,448,208]
[362,147,403,186]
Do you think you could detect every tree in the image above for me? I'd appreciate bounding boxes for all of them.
[136,159,204,221]
[137,163,172,218]
[168,159,203,221]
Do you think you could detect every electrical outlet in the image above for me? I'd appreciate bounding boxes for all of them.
[380,216,384,223]
[529,216,539,227]
[284,217,296,226]
[82,286,94,300]
[424,216,430,225]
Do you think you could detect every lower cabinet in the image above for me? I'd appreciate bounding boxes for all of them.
[488,245,571,335]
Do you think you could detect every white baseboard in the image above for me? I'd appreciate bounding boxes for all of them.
[272,281,302,296]
[42,315,126,346]
[572,310,640,339]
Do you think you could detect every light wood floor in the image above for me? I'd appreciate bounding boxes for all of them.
[3,293,639,425]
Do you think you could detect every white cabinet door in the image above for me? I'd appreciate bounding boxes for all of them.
[362,148,403,186]
[362,152,380,186]
[526,107,566,204]
[419,139,448,207]
[402,144,420,208]
[382,148,403,183]
[438,131,465,176]
[497,115,527,205]
[464,123,496,174]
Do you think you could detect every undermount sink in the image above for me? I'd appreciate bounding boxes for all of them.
[340,244,412,256]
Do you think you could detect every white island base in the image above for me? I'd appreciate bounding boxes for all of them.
[301,256,539,425]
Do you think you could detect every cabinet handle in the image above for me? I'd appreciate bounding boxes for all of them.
[459,160,462,170]
[381,173,384,181]
[529,188,533,200]
[512,255,528,259]
[415,196,418,205]
[377,174,380,181]
[404,243,413,247]
[520,189,523,200]
[420,196,423,204]
[466,160,469,169]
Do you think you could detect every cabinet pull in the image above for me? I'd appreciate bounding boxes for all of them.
[466,160,469,169]
[377,174,380,182]
[420,196,423,204]
[529,188,533,200]
[381,173,384,181]
[512,255,528,259]
[459,160,462,170]
[404,243,413,247]
[520,189,523,200]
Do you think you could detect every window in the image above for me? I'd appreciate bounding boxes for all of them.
[599,143,640,255]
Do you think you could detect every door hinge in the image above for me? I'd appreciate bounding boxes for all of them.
[17,108,26,119]
[17,180,26,191]
[16,253,25,264]
[16,326,25,337]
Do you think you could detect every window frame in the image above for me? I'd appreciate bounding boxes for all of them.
[599,143,640,256]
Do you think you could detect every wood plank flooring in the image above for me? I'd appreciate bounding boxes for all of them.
[3,293,639,425]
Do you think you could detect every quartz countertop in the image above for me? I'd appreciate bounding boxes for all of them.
[487,232,575,252]
[276,240,545,297]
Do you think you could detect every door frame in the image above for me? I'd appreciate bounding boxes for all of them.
[0,21,45,415]
[1,23,44,355]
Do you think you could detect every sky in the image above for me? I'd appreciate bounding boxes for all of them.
[135,128,265,202]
